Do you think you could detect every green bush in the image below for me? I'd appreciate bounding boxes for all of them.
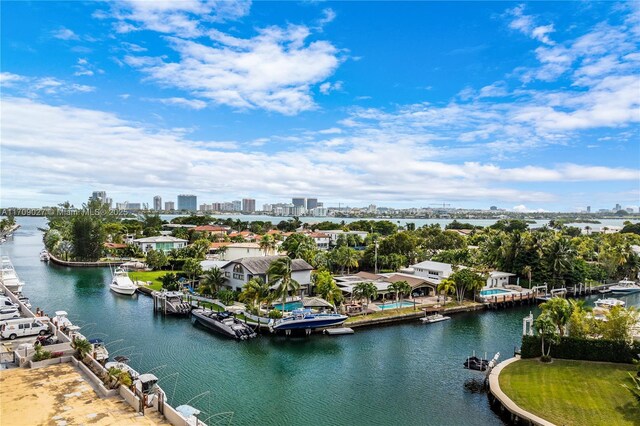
[521,335,640,364]
[268,309,283,319]
[32,345,52,362]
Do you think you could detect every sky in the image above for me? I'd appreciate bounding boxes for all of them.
[1,1,639,212]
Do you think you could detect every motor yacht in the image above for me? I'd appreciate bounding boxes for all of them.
[109,266,137,295]
[594,298,626,309]
[0,256,25,294]
[191,309,257,340]
[609,280,640,294]
[269,308,347,333]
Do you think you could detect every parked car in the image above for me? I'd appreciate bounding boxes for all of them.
[0,308,20,321]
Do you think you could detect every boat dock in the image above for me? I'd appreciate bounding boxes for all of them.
[324,327,354,335]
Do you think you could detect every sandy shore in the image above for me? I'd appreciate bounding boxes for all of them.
[0,363,170,425]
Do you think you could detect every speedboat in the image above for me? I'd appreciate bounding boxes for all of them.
[110,266,137,295]
[39,250,50,262]
[0,256,25,294]
[463,355,489,371]
[269,308,347,333]
[152,290,191,315]
[176,405,208,426]
[105,357,140,381]
[191,309,257,340]
[420,313,451,324]
[89,338,109,363]
[594,298,626,309]
[609,280,640,294]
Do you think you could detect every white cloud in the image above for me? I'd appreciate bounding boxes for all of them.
[507,5,555,45]
[105,0,252,38]
[125,24,342,115]
[319,81,343,95]
[0,73,95,96]
[52,27,80,41]
[155,97,208,110]
[318,8,336,27]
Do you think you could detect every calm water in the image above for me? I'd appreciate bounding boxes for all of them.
[3,217,639,425]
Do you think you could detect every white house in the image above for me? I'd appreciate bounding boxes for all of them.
[323,230,369,245]
[307,232,331,250]
[404,260,454,284]
[133,236,188,254]
[486,271,516,288]
[221,256,313,293]
[222,243,265,261]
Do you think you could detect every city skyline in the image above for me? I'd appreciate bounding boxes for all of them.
[1,2,638,212]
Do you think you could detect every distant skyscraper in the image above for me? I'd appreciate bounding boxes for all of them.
[232,200,242,211]
[586,206,591,213]
[615,203,622,211]
[177,194,197,211]
[91,191,107,203]
[242,198,256,212]
[165,201,175,211]
[292,198,306,208]
[127,203,141,211]
[306,198,318,210]
[153,195,162,211]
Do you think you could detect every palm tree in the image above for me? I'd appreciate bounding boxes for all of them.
[259,235,277,256]
[437,278,456,305]
[522,265,532,289]
[387,281,412,310]
[217,245,228,260]
[240,277,272,313]
[352,282,378,314]
[73,338,93,360]
[314,272,344,308]
[545,237,575,287]
[58,241,73,261]
[267,257,300,313]
[200,267,226,296]
[539,297,572,337]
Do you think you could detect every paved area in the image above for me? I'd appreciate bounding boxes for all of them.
[0,363,170,425]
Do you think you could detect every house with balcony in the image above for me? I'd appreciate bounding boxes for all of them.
[221,255,313,293]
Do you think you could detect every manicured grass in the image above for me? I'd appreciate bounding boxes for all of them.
[128,270,184,291]
[499,358,639,426]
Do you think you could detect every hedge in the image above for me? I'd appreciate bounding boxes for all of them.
[521,335,640,364]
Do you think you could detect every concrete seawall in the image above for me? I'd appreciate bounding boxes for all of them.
[47,252,124,268]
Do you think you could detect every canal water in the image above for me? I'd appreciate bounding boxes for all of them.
[3,217,639,425]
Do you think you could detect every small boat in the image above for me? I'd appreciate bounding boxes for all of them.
[89,338,109,363]
[269,308,348,333]
[191,309,257,340]
[0,256,25,294]
[105,358,140,381]
[609,280,640,294]
[110,266,137,295]
[39,250,50,262]
[152,290,191,315]
[17,296,31,310]
[176,405,208,426]
[594,298,626,309]
[598,288,612,294]
[464,355,489,371]
[420,313,451,324]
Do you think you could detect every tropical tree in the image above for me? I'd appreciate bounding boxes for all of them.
[73,338,93,360]
[281,234,316,259]
[239,277,272,312]
[600,306,639,342]
[267,257,300,313]
[183,258,203,285]
[544,237,576,287]
[534,311,558,361]
[57,241,74,261]
[313,270,344,308]
[352,281,378,314]
[217,289,235,306]
[437,278,456,305]
[333,246,360,274]
[106,367,133,389]
[521,265,532,288]
[199,267,226,296]
[145,249,168,270]
[539,297,573,337]
[387,280,412,310]
[160,272,179,291]
[259,234,277,256]
[188,238,211,260]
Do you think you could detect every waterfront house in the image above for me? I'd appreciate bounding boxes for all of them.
[223,242,267,260]
[306,232,331,250]
[133,236,188,254]
[486,271,516,288]
[403,260,454,284]
[221,255,313,293]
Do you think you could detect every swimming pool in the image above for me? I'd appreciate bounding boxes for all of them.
[479,288,511,297]
[272,301,303,311]
[378,301,415,309]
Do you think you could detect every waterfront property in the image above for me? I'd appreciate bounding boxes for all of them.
[498,359,640,426]
[133,236,188,254]
[220,255,313,292]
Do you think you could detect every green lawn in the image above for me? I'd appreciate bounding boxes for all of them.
[499,359,640,426]
[128,270,184,291]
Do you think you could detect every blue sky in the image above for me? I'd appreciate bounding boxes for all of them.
[1,1,638,212]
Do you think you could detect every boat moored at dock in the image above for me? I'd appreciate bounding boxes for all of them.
[191,309,257,340]
[420,313,451,324]
[269,308,348,334]
[0,256,25,294]
[152,290,191,315]
[594,298,626,309]
[609,280,640,294]
[109,266,137,295]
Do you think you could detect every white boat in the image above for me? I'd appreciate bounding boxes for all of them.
[105,360,140,381]
[269,308,347,333]
[39,250,50,262]
[609,280,640,294]
[0,256,24,294]
[89,338,109,363]
[594,298,626,309]
[110,266,137,295]
[176,405,208,426]
[420,313,451,324]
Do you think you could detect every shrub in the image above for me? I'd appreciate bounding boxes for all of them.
[521,335,640,364]
[268,309,283,319]
[33,346,52,362]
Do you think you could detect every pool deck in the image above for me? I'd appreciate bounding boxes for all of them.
[0,363,170,425]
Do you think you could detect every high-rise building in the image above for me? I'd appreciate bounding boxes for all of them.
[153,195,162,210]
[306,198,318,210]
[292,198,306,208]
[165,201,175,211]
[91,191,107,203]
[586,206,591,213]
[242,198,256,212]
[615,203,622,211]
[232,200,242,211]
[127,203,141,211]
[177,194,197,211]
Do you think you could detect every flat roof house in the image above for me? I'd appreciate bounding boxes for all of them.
[221,255,313,293]
[133,236,188,254]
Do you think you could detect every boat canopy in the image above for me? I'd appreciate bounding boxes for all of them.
[54,310,68,316]
[176,405,201,417]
